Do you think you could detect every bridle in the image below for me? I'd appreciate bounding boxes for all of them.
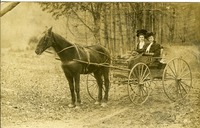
[46,33,75,54]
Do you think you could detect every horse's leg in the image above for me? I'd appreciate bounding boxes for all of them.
[65,75,76,108]
[93,71,103,104]
[103,67,110,102]
[74,74,81,108]
[102,67,110,107]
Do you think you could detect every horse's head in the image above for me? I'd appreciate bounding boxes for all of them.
[35,27,54,55]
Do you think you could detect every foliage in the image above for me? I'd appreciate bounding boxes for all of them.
[39,2,200,56]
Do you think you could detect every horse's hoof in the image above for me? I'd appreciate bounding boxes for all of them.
[101,102,107,107]
[94,101,100,105]
[75,103,81,109]
[68,104,75,108]
[75,105,81,109]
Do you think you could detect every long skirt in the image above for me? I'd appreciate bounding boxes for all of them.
[127,55,152,69]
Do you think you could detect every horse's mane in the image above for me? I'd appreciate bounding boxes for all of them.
[52,32,73,46]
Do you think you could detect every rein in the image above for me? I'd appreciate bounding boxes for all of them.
[56,44,82,60]
[57,45,74,54]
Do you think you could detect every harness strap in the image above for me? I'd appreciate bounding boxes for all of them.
[57,45,74,54]
[73,44,82,60]
[84,48,90,64]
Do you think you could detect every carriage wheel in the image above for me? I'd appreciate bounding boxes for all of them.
[127,63,152,105]
[86,74,106,101]
[162,58,192,102]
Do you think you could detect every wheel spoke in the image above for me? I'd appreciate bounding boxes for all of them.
[164,81,177,99]
[180,78,191,80]
[180,80,191,88]
[143,79,151,83]
[172,60,177,75]
[140,87,144,99]
[179,82,188,94]
[134,67,139,78]
[180,72,190,78]
[179,64,188,76]
[133,69,138,79]
[163,58,192,101]
[142,86,148,95]
[164,77,175,80]
[137,65,141,77]
[177,82,183,98]
[139,66,143,81]
[177,59,181,75]
[141,67,148,80]
[142,73,150,82]
[172,60,177,74]
[166,72,176,79]
[140,65,144,79]
[129,84,137,94]
[128,63,151,104]
[167,64,177,77]
[88,83,97,87]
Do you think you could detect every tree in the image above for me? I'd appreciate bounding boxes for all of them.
[39,2,200,56]
[39,2,107,44]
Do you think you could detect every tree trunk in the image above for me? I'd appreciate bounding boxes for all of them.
[116,3,124,55]
[103,7,109,48]
[112,3,117,57]
[142,3,146,28]
[93,16,101,44]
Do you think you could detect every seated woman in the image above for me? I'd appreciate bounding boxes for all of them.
[128,32,161,69]
[135,29,148,54]
[144,32,161,57]
[127,29,148,67]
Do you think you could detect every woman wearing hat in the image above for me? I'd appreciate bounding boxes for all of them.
[127,29,148,68]
[128,31,161,69]
[144,32,161,57]
[135,29,149,54]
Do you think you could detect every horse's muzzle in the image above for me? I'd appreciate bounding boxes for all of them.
[35,49,42,55]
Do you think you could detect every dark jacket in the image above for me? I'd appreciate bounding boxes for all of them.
[147,41,161,57]
[136,42,149,54]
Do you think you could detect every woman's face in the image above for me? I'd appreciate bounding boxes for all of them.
[148,36,154,42]
[138,35,145,42]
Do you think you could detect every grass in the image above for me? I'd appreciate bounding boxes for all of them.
[1,47,200,128]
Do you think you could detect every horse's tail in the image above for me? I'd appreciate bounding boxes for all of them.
[98,45,111,65]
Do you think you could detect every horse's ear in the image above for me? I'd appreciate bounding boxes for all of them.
[48,27,53,35]
[48,27,53,32]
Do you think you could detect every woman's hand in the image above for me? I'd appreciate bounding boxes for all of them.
[131,51,139,56]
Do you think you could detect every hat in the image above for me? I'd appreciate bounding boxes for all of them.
[136,29,147,37]
[146,32,156,38]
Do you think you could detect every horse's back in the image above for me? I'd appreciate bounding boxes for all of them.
[87,45,109,53]
[86,45,111,64]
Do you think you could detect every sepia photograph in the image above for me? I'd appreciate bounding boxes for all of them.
[1,1,200,128]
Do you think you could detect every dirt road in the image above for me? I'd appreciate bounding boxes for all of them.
[1,49,200,128]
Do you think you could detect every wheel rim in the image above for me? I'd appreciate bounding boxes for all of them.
[127,63,152,105]
[86,74,98,100]
[86,74,108,101]
[162,58,192,101]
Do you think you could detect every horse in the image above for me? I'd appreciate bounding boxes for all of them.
[35,27,111,108]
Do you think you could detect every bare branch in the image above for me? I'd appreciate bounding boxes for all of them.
[0,2,20,17]
[71,9,94,33]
